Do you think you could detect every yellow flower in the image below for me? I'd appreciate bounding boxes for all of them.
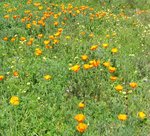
[108,66,116,73]
[38,34,43,39]
[74,114,85,122]
[118,114,127,121]
[54,21,59,26]
[26,23,31,29]
[115,85,123,92]
[89,33,94,38]
[76,123,88,133]
[10,96,20,106]
[71,65,80,72]
[49,35,55,40]
[90,45,98,50]
[110,76,117,81]
[102,43,108,48]
[106,34,110,38]
[103,61,110,67]
[44,40,50,45]
[35,48,42,56]
[90,60,100,67]
[81,55,88,61]
[20,37,26,41]
[78,102,85,109]
[83,64,93,70]
[11,37,16,42]
[13,71,19,77]
[111,48,118,53]
[44,75,52,80]
[0,75,4,81]
[53,39,59,44]
[129,82,137,88]
[3,37,8,41]
[138,112,146,119]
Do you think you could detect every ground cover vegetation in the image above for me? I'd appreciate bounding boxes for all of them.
[0,0,150,135]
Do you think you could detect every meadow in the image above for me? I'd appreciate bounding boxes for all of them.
[0,0,150,135]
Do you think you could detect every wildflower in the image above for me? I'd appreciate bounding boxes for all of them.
[129,82,137,88]
[3,37,8,41]
[111,48,118,53]
[102,43,108,48]
[106,34,110,38]
[89,33,94,38]
[11,37,16,42]
[54,32,61,37]
[44,75,52,80]
[90,60,100,67]
[115,85,123,92]
[38,6,43,10]
[108,66,116,73]
[0,75,4,81]
[103,61,110,67]
[20,37,26,41]
[118,114,127,121]
[4,15,9,19]
[38,34,43,39]
[110,76,117,81]
[49,35,55,40]
[44,40,50,45]
[35,48,42,56]
[78,102,85,109]
[138,112,146,119]
[83,64,93,70]
[13,71,19,77]
[81,55,88,61]
[10,96,20,106]
[74,114,85,122]
[71,65,80,72]
[26,23,31,29]
[54,21,58,26]
[58,28,63,33]
[53,39,59,44]
[76,123,88,133]
[90,45,98,50]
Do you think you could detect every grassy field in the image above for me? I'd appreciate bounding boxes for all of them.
[0,0,150,135]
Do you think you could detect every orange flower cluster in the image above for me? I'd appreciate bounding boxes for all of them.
[74,102,88,133]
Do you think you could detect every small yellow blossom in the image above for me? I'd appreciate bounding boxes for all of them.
[71,65,80,72]
[35,48,42,56]
[111,48,118,53]
[44,75,52,80]
[103,61,110,67]
[81,55,88,61]
[138,112,146,119]
[0,75,4,81]
[74,114,85,122]
[108,66,116,73]
[78,102,85,109]
[83,64,93,70]
[110,76,117,81]
[10,96,20,106]
[44,40,50,45]
[90,45,98,50]
[76,123,88,133]
[129,82,138,88]
[118,114,127,121]
[102,43,108,48]
[90,60,100,67]
[115,85,123,92]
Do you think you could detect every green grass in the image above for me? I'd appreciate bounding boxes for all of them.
[0,0,150,135]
